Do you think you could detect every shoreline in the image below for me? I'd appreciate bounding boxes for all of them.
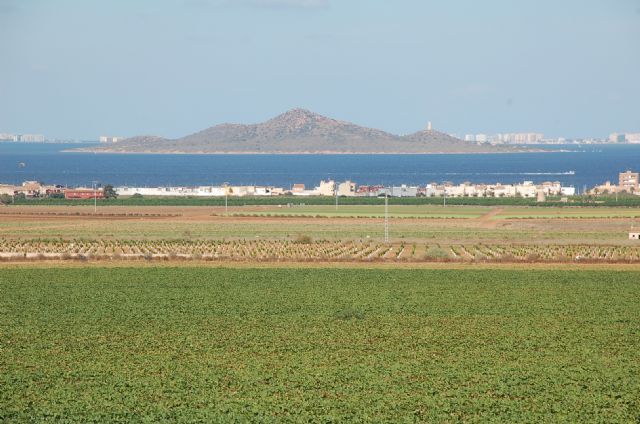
[63,148,551,155]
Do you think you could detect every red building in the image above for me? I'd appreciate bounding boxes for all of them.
[64,189,105,200]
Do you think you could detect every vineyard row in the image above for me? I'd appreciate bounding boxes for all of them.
[1,239,640,262]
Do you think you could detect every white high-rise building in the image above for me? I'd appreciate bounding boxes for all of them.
[19,134,45,142]
[625,133,640,143]
[317,180,336,196]
[0,133,18,141]
[609,133,625,143]
[100,136,124,143]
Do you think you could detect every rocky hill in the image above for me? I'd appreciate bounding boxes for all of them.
[75,109,532,154]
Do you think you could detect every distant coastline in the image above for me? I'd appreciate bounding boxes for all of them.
[0,140,98,145]
[64,148,549,155]
[69,108,541,155]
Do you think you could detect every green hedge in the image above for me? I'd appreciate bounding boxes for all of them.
[11,194,640,207]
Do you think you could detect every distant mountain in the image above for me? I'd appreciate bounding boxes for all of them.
[73,109,534,154]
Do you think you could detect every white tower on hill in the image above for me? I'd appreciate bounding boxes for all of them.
[427,121,432,131]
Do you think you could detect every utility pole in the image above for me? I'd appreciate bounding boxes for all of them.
[224,182,229,216]
[92,180,98,214]
[384,190,389,243]
[335,182,338,211]
[443,187,447,207]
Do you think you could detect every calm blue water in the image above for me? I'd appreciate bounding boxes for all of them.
[0,142,638,190]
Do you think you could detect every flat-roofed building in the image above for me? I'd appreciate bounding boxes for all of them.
[291,184,306,193]
[626,133,640,143]
[619,170,639,193]
[317,180,335,196]
[337,181,356,197]
[99,136,124,143]
[0,184,18,196]
[19,134,45,142]
[65,188,105,200]
[390,185,418,197]
[609,133,626,143]
[0,133,18,141]
[590,181,618,195]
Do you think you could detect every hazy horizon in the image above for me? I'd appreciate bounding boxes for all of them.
[1,0,639,140]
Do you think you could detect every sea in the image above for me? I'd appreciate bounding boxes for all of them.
[1,142,638,192]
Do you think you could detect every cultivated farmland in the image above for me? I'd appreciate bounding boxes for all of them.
[1,204,639,245]
[1,268,638,422]
[2,239,640,263]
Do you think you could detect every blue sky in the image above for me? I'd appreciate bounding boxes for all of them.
[1,0,639,139]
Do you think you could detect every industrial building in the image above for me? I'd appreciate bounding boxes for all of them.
[116,185,283,197]
[64,188,105,200]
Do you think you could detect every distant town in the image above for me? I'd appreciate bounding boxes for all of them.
[0,133,84,143]
[2,170,638,202]
[1,130,640,145]
[0,179,575,201]
[456,132,640,145]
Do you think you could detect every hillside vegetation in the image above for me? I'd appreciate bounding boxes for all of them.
[73,109,531,154]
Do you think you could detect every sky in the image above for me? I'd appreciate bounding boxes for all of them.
[1,0,639,140]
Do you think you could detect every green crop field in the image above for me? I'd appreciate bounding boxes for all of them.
[0,212,634,245]
[229,204,640,219]
[495,207,640,219]
[1,267,638,422]
[230,205,487,218]
[12,193,640,207]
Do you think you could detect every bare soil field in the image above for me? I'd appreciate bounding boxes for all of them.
[1,205,639,263]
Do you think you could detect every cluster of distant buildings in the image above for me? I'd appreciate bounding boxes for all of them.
[0,133,126,143]
[0,182,108,199]
[0,181,64,198]
[1,179,578,200]
[456,132,640,145]
[589,170,640,195]
[11,172,640,200]
[293,180,575,198]
[0,133,46,142]
[99,136,125,143]
[608,133,640,144]
[463,133,545,144]
[115,180,575,199]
